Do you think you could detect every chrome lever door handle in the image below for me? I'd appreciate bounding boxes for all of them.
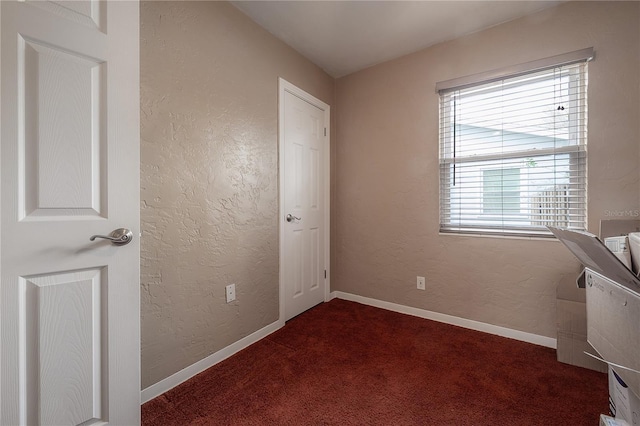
[286,214,301,222]
[90,228,133,246]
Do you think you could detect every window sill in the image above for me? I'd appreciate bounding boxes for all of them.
[438,231,561,242]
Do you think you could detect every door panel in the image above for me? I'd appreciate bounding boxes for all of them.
[27,0,105,31]
[1,1,139,425]
[280,80,329,321]
[309,228,319,291]
[292,229,303,297]
[22,37,106,218]
[23,268,105,426]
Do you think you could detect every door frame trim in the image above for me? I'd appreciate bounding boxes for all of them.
[278,78,330,322]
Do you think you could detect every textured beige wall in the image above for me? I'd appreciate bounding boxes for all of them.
[140,1,333,389]
[333,2,640,338]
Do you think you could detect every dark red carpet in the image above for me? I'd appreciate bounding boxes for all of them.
[142,299,608,425]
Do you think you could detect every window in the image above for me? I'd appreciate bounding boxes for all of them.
[483,168,520,214]
[438,49,591,237]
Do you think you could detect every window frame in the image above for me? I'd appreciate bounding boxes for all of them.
[437,49,593,238]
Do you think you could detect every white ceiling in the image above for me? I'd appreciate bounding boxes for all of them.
[231,1,565,78]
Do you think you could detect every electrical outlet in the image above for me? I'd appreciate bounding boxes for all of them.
[225,284,236,303]
[417,276,426,290]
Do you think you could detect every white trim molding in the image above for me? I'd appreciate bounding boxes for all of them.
[141,319,284,404]
[330,291,557,349]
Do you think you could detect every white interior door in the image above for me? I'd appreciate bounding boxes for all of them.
[1,1,140,425]
[279,79,330,321]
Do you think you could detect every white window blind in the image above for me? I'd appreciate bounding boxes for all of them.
[438,53,590,237]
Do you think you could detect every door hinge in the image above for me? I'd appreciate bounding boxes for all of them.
[324,128,327,137]
[324,270,327,279]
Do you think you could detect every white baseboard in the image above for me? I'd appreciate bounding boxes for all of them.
[140,319,284,404]
[142,293,556,403]
[331,291,557,349]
